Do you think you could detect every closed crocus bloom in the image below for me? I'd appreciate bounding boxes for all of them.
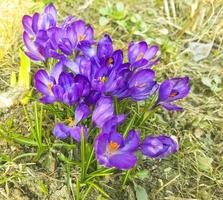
[128,41,160,69]
[94,130,140,170]
[155,77,190,111]
[128,69,158,101]
[92,97,114,128]
[141,135,178,159]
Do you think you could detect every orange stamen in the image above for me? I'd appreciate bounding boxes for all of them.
[107,57,114,65]
[136,52,144,61]
[169,91,178,97]
[135,82,146,88]
[67,117,75,126]
[47,83,52,93]
[79,34,85,41]
[108,141,120,154]
[99,76,107,83]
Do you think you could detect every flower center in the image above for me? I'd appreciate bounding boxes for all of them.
[47,83,53,93]
[99,76,108,83]
[136,52,144,61]
[79,34,85,41]
[108,141,120,154]
[135,82,146,88]
[169,91,178,97]
[107,57,114,65]
[67,117,75,126]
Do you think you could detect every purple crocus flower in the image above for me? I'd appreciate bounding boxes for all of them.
[52,72,85,105]
[127,69,158,101]
[128,41,160,69]
[141,135,178,159]
[88,35,127,95]
[22,3,58,61]
[96,34,123,69]
[22,3,57,36]
[48,26,77,57]
[34,61,65,103]
[94,130,140,170]
[53,102,90,140]
[54,123,88,141]
[72,20,94,48]
[155,77,190,111]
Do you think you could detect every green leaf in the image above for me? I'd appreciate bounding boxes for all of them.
[99,17,109,26]
[18,49,30,89]
[134,184,148,200]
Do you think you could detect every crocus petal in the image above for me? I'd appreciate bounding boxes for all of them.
[50,60,65,83]
[112,50,123,68]
[34,69,52,95]
[97,34,113,60]
[44,3,57,21]
[94,133,111,168]
[52,85,64,101]
[23,32,44,61]
[75,103,91,124]
[53,123,70,139]
[160,102,183,111]
[73,20,86,37]
[85,25,94,41]
[144,45,159,61]
[69,126,88,142]
[32,13,39,34]
[40,95,56,104]
[102,114,125,133]
[109,131,124,147]
[109,152,137,170]
[158,80,174,101]
[121,130,140,152]
[22,15,34,35]
[92,97,114,128]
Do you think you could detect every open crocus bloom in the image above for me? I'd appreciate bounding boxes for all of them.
[94,130,140,170]
[96,34,123,69]
[141,135,178,159]
[34,61,64,103]
[127,69,158,101]
[53,102,90,141]
[22,3,58,61]
[155,77,190,111]
[128,41,160,69]
[72,20,94,48]
[54,123,87,141]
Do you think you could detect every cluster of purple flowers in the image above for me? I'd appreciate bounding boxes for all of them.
[23,4,190,170]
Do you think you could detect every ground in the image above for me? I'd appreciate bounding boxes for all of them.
[0,0,223,199]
